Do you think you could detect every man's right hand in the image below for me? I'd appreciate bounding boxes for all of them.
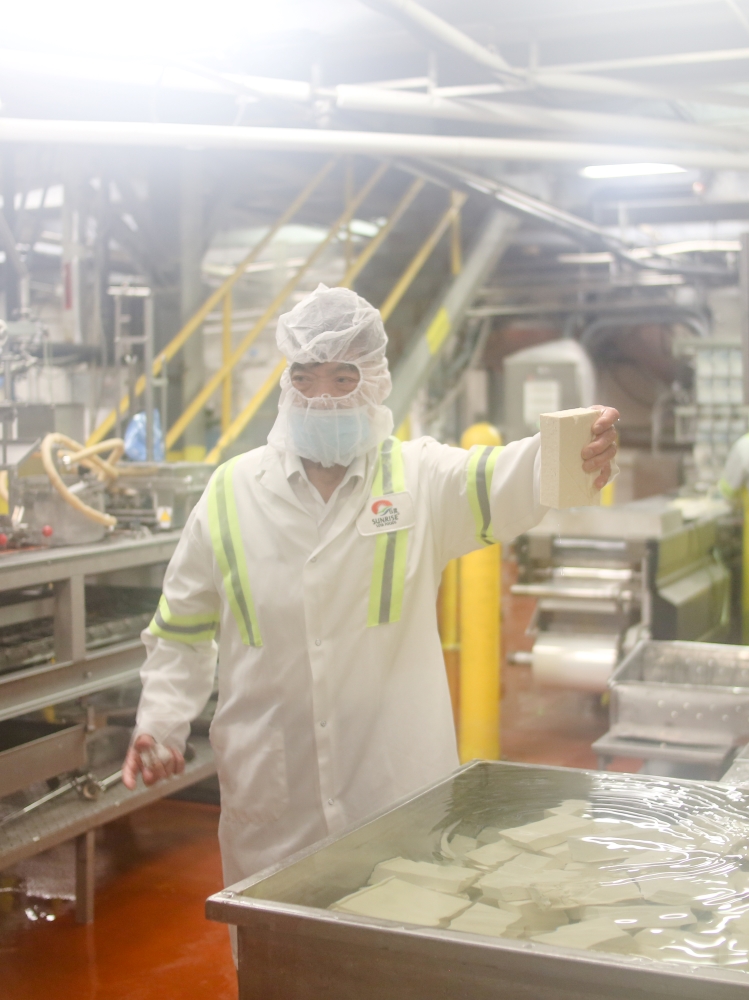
[122,733,185,790]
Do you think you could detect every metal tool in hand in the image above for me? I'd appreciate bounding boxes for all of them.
[0,768,123,828]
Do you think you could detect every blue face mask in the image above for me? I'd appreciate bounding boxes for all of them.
[289,406,372,467]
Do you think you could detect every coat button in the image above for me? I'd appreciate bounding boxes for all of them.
[328,798,334,806]
[320,720,326,728]
[315,639,321,646]
[310,555,317,562]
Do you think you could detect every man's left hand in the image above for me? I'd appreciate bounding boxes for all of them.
[582,406,620,490]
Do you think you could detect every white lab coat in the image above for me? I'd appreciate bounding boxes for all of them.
[135,434,546,890]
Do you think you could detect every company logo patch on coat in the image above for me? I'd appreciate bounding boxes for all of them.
[357,491,415,535]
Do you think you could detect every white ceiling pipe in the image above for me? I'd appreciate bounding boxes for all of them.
[4,117,749,169]
[361,0,749,110]
[545,45,749,74]
[335,84,749,149]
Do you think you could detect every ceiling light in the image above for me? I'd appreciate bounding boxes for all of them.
[579,163,687,179]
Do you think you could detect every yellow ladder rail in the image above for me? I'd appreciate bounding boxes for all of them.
[167,160,390,451]
[379,190,467,323]
[86,158,337,447]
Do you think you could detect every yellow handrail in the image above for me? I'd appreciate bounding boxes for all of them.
[205,186,466,464]
[86,158,337,446]
[221,292,233,433]
[379,191,467,323]
[166,160,390,450]
[205,358,287,464]
[339,177,425,290]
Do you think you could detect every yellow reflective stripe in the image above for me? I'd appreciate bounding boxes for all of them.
[207,457,262,647]
[367,437,409,626]
[720,477,739,501]
[148,596,219,644]
[466,445,503,545]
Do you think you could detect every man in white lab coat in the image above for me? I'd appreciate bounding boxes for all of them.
[123,284,618,898]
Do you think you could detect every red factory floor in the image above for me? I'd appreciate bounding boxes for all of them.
[0,561,640,1000]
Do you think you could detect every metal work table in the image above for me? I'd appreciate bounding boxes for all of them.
[0,531,180,722]
[1,735,215,923]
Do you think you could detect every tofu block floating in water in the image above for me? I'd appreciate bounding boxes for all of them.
[533,917,635,954]
[449,903,524,939]
[331,877,471,927]
[577,905,697,930]
[567,837,631,864]
[639,876,730,906]
[500,852,564,875]
[634,928,725,964]
[369,858,480,895]
[500,813,592,851]
[476,870,533,903]
[540,407,601,509]
[476,826,503,845]
[543,799,591,818]
[464,840,522,869]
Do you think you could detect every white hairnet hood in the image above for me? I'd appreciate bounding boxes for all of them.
[268,284,394,466]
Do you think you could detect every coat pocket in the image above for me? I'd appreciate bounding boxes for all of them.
[211,724,289,828]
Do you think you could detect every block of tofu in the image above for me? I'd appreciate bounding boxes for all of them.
[369,858,480,895]
[567,837,632,864]
[506,899,569,933]
[501,852,563,875]
[622,849,689,870]
[577,905,697,930]
[539,408,601,509]
[464,839,522,869]
[639,876,730,906]
[476,870,535,903]
[449,902,525,939]
[575,879,642,906]
[541,842,572,862]
[449,835,478,857]
[331,877,471,927]
[634,928,723,965]
[532,917,635,954]
[544,799,591,818]
[500,814,593,851]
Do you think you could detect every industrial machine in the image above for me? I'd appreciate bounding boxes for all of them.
[0,321,217,922]
[595,639,749,779]
[513,495,732,693]
[207,759,749,1000]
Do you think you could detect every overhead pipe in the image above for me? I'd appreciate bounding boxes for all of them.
[359,0,746,111]
[7,118,749,172]
[335,83,749,150]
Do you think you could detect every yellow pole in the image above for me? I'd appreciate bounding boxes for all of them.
[379,191,467,323]
[221,292,233,433]
[205,358,287,465]
[450,190,462,276]
[167,160,389,450]
[459,422,503,763]
[440,557,461,732]
[743,488,749,643]
[86,158,337,446]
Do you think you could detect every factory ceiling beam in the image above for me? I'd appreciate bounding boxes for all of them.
[155,58,749,149]
[360,0,749,110]
[334,85,749,149]
[544,45,749,75]
[8,118,749,171]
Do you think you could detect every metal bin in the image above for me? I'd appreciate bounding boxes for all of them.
[207,760,749,1000]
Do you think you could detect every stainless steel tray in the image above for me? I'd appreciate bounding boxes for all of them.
[607,639,749,747]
